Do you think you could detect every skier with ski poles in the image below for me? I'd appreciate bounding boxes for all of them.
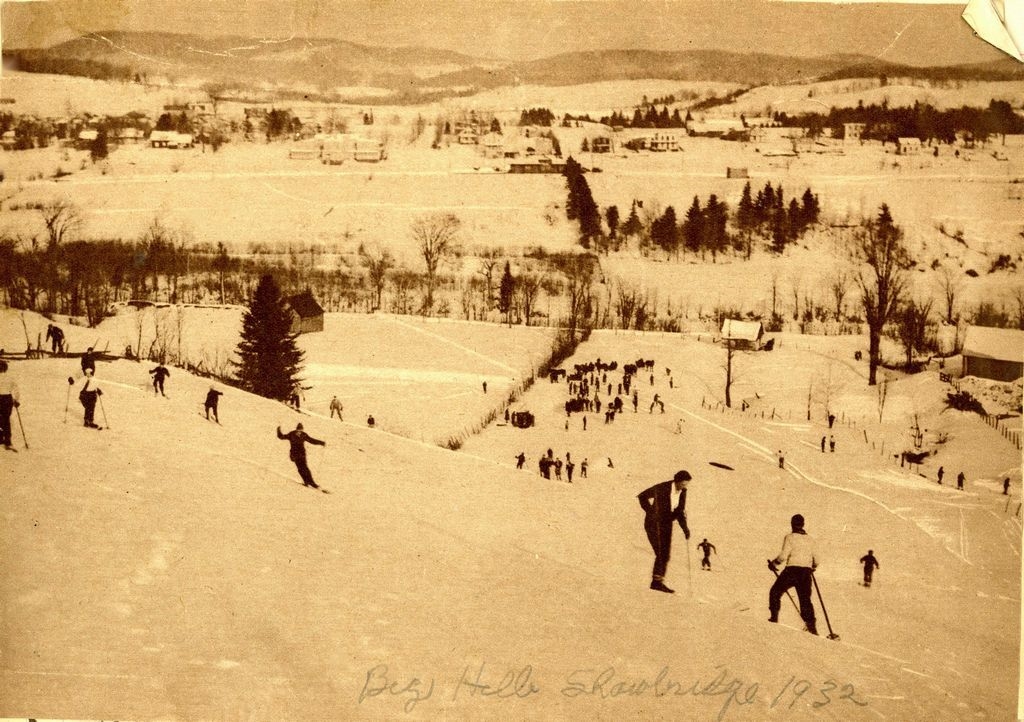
[0,360,20,450]
[77,368,103,429]
[277,423,326,490]
[637,469,691,594]
[767,513,818,635]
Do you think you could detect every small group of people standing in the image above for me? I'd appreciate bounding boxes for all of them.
[534,449,586,482]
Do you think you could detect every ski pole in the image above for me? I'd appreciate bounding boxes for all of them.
[685,540,693,596]
[64,376,74,423]
[14,405,28,449]
[98,395,110,429]
[811,572,840,640]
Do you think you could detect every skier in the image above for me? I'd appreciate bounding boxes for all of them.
[515,452,526,469]
[482,381,488,394]
[0,360,20,450]
[828,413,836,429]
[149,362,170,396]
[778,450,785,469]
[582,415,587,431]
[957,471,965,491]
[81,347,96,376]
[204,386,223,422]
[828,435,836,453]
[566,460,575,483]
[1004,477,1011,495]
[697,538,717,570]
[937,466,944,485]
[45,324,65,354]
[276,423,326,489]
[580,458,588,478]
[554,458,563,480]
[78,369,102,428]
[820,436,826,453]
[638,470,691,593]
[329,395,344,421]
[859,550,880,587]
[367,415,375,428]
[632,391,639,413]
[767,513,818,635]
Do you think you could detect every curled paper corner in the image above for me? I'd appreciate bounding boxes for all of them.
[962,0,1024,62]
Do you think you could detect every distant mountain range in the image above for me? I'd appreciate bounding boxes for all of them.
[5,31,1024,100]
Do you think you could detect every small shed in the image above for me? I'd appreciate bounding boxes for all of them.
[962,326,1024,381]
[720,319,764,350]
[286,291,325,334]
[897,137,922,154]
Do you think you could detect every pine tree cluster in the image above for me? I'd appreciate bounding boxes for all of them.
[562,157,601,245]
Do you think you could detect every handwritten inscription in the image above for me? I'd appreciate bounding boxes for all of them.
[357,662,869,718]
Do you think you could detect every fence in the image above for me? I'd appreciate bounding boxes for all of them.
[981,413,1023,450]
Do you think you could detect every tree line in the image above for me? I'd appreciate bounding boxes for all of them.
[774,99,1024,144]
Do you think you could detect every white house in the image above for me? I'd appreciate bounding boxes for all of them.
[720,319,764,350]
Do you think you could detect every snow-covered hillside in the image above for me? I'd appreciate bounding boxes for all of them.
[0,315,1019,720]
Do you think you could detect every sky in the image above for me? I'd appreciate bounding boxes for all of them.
[0,0,1008,66]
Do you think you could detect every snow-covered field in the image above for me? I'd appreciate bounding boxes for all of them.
[1,308,1019,720]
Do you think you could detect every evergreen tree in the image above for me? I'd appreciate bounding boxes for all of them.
[703,195,728,262]
[498,261,515,325]
[737,181,754,231]
[575,175,602,243]
[787,198,803,239]
[605,205,620,241]
[234,274,304,401]
[651,206,679,257]
[621,202,643,238]
[801,187,820,226]
[682,195,704,255]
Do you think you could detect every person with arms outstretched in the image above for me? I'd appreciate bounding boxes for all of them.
[277,423,326,489]
[638,470,691,593]
[149,362,170,396]
[697,538,716,570]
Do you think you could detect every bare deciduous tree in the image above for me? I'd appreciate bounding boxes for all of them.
[411,213,460,314]
[827,270,849,322]
[515,273,543,326]
[40,198,84,250]
[853,204,911,385]
[359,244,395,311]
[936,264,963,325]
[894,297,934,368]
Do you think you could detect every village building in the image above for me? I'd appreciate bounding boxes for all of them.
[479,131,504,158]
[961,326,1024,382]
[843,122,866,144]
[720,319,764,351]
[897,137,923,154]
[591,136,613,153]
[286,291,325,334]
[508,156,567,174]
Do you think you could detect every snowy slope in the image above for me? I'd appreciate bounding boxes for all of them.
[0,324,1019,720]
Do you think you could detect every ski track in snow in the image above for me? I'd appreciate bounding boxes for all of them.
[386,316,519,375]
[671,402,976,565]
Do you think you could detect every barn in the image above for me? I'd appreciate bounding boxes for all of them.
[720,319,764,350]
[962,326,1024,381]
[286,291,325,334]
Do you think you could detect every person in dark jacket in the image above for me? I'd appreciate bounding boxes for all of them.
[638,470,691,593]
[204,387,223,422]
[0,360,20,449]
[768,513,818,635]
[697,538,717,570]
[78,369,102,428]
[81,347,96,376]
[277,423,326,489]
[149,363,170,396]
[859,550,879,587]
[46,324,65,354]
